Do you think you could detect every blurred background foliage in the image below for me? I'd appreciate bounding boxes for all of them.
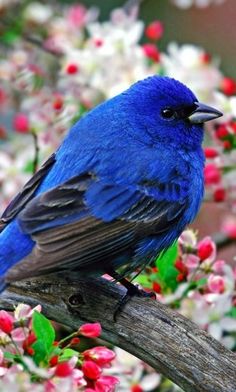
[60,0,236,77]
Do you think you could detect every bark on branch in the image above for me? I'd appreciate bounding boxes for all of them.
[0,275,236,392]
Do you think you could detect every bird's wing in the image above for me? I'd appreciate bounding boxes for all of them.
[5,172,188,281]
[0,154,56,231]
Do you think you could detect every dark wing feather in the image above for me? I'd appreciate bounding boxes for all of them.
[5,173,188,281]
[0,154,56,231]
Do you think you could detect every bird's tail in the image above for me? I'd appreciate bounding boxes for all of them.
[0,220,35,294]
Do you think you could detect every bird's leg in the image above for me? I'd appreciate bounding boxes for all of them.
[107,269,156,321]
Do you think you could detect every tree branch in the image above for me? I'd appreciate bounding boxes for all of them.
[1,275,236,392]
[212,231,235,249]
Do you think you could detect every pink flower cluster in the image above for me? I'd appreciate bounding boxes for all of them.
[0,304,118,392]
[139,230,236,348]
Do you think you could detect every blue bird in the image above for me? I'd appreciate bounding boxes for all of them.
[0,76,222,292]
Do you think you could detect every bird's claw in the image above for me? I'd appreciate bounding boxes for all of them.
[113,285,156,321]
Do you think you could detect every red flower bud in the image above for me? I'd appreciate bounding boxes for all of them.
[152,282,162,294]
[220,77,236,96]
[142,44,160,62]
[0,88,7,105]
[175,259,188,274]
[200,52,211,64]
[145,21,163,41]
[79,323,101,338]
[204,147,219,159]
[70,337,80,345]
[13,113,29,133]
[0,126,6,139]
[82,360,101,380]
[26,347,35,356]
[176,273,185,282]
[23,331,37,351]
[215,125,229,139]
[94,38,103,47]
[131,385,144,392]
[230,121,236,134]
[66,63,79,74]
[223,140,232,150]
[55,361,73,377]
[49,355,59,367]
[204,164,221,185]
[213,188,226,202]
[0,310,14,334]
[53,97,63,111]
[197,238,214,260]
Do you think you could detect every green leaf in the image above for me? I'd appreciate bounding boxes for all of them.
[4,351,18,361]
[226,307,236,319]
[59,348,78,362]
[32,340,47,365]
[1,30,20,44]
[195,277,207,288]
[156,242,178,291]
[134,273,151,288]
[23,160,34,174]
[32,311,55,363]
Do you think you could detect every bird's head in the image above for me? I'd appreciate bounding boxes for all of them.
[120,76,222,150]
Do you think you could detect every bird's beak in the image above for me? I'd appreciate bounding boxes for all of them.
[188,102,223,124]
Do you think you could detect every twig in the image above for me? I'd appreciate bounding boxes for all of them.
[0,20,62,58]
[31,131,39,174]
[1,274,236,392]
[212,232,235,250]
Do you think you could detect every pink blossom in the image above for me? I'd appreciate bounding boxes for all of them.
[208,274,225,294]
[204,163,221,185]
[213,260,226,274]
[179,229,197,248]
[66,5,87,28]
[185,254,200,271]
[14,303,41,321]
[84,346,115,366]
[0,367,8,377]
[222,218,236,239]
[11,327,26,342]
[0,349,4,365]
[95,375,119,392]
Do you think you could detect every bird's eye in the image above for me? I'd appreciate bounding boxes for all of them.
[161,108,176,120]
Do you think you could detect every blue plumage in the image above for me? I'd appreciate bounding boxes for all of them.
[0,76,222,286]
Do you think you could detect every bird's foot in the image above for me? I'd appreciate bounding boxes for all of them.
[114,285,156,321]
[108,270,156,321]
